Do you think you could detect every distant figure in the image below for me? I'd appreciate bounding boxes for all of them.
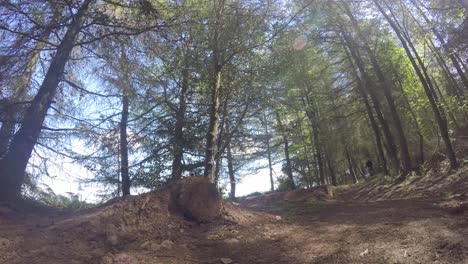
[365,160,374,177]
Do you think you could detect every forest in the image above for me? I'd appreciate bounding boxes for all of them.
[0,0,467,263]
[1,0,467,201]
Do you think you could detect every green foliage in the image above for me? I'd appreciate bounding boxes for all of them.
[36,192,90,211]
[276,176,294,192]
[27,184,91,210]
[1,0,466,201]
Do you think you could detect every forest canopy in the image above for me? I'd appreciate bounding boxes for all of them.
[0,0,467,202]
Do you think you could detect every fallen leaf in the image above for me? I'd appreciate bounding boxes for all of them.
[359,249,369,256]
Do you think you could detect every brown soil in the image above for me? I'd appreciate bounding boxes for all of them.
[171,177,222,222]
[1,168,468,264]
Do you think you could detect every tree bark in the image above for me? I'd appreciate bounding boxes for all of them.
[345,147,358,184]
[324,149,337,186]
[0,0,94,201]
[275,111,296,190]
[226,123,236,199]
[214,96,229,185]
[396,79,425,164]
[120,88,130,196]
[171,53,190,180]
[302,91,325,185]
[118,44,132,196]
[264,113,275,192]
[204,0,225,182]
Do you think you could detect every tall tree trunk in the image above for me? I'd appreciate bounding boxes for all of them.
[214,99,229,185]
[302,93,325,185]
[324,149,337,186]
[342,1,412,175]
[0,0,93,201]
[119,45,132,196]
[275,111,296,190]
[303,145,314,188]
[264,113,275,192]
[120,89,130,196]
[226,123,236,199]
[204,66,222,182]
[204,0,225,182]
[0,4,63,158]
[375,0,458,169]
[171,54,190,180]
[396,79,425,164]
[345,147,358,184]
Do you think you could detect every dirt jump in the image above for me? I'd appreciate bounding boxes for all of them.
[0,168,467,264]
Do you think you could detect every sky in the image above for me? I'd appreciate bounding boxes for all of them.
[230,164,280,196]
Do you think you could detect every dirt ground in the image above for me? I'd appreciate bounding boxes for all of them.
[1,168,467,264]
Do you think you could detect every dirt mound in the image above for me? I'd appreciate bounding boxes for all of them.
[0,177,276,264]
[425,124,468,175]
[2,176,467,264]
[170,177,221,222]
[339,126,468,203]
[241,185,335,207]
[339,164,468,203]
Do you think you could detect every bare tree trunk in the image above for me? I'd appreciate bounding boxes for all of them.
[310,113,325,185]
[226,123,236,199]
[275,111,296,190]
[118,45,132,196]
[325,149,337,186]
[214,97,229,185]
[204,69,222,182]
[345,147,358,184]
[171,54,190,180]
[302,145,314,188]
[302,92,325,185]
[0,0,93,201]
[204,0,225,182]
[394,77,425,165]
[120,89,130,196]
[264,113,275,192]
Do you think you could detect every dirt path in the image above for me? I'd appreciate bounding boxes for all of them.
[1,190,467,264]
[201,197,468,264]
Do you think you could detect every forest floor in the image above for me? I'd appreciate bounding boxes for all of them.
[1,156,468,263]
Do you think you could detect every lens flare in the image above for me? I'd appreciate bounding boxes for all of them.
[293,35,307,50]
